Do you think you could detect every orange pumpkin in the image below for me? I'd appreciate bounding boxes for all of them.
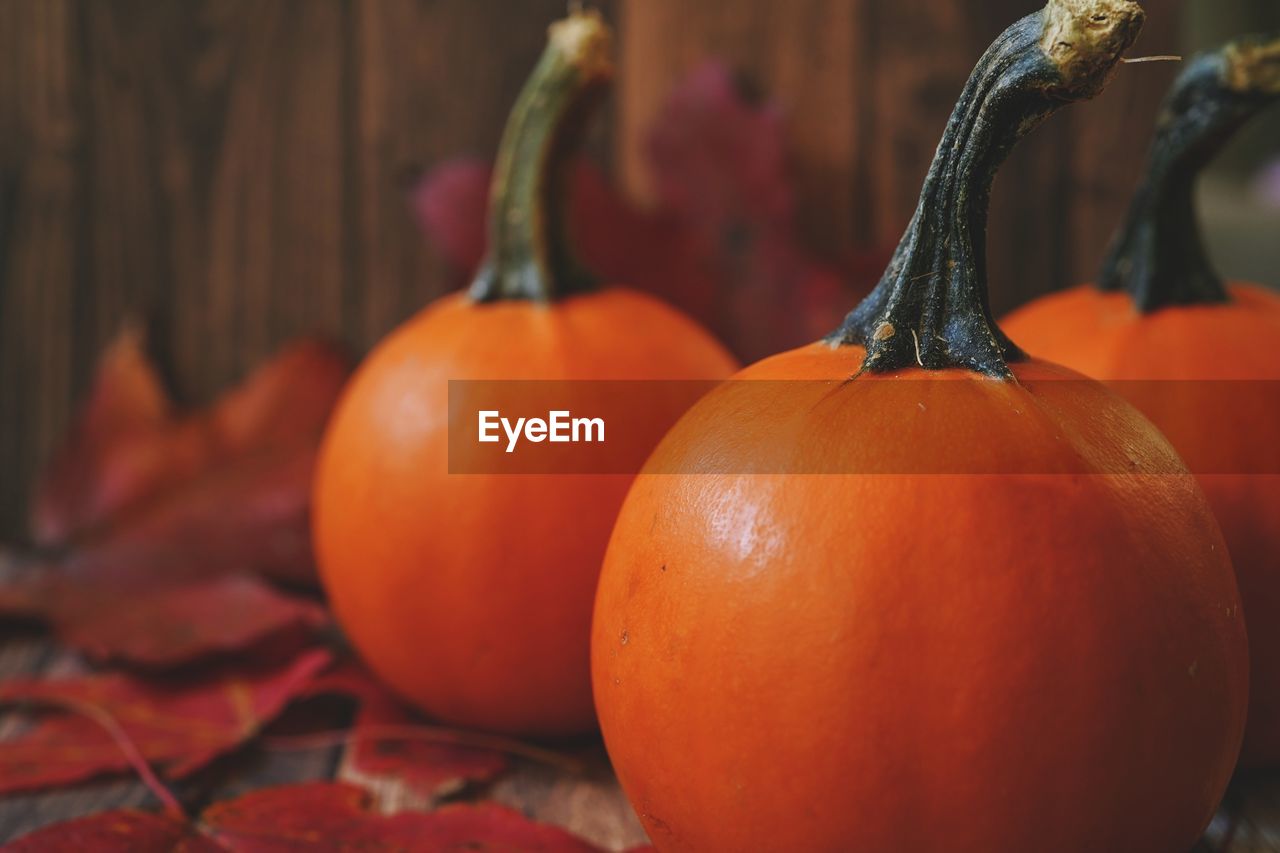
[313,12,736,737]
[1004,33,1280,765]
[592,3,1247,850]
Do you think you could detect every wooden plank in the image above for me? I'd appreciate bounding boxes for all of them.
[76,0,352,394]
[0,0,84,544]
[349,0,620,346]
[618,0,861,255]
[1062,0,1182,296]
[617,0,1184,313]
[490,750,647,852]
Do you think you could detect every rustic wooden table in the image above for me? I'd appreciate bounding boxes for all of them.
[1,627,1276,851]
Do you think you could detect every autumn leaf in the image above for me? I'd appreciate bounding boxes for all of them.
[5,783,612,852]
[412,157,491,278]
[0,332,348,665]
[643,63,885,356]
[0,648,331,795]
[28,332,350,586]
[203,783,608,852]
[412,61,888,363]
[298,664,513,802]
[2,809,216,853]
[0,574,328,670]
[28,325,174,547]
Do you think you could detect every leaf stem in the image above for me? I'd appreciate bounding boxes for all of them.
[0,695,186,819]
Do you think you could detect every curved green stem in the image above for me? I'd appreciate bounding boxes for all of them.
[829,0,1144,378]
[470,11,613,303]
[1099,34,1280,312]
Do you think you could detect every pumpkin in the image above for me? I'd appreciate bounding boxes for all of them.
[1003,33,1280,765]
[312,11,736,737]
[591,2,1247,850]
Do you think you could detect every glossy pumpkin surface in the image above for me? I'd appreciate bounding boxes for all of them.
[1005,283,1280,762]
[593,344,1246,852]
[312,12,736,736]
[316,289,734,735]
[593,3,1248,849]
[1005,31,1280,764]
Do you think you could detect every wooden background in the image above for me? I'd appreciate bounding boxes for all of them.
[0,0,1192,540]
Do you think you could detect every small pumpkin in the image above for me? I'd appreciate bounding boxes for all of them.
[592,3,1247,850]
[1004,33,1280,765]
[313,11,736,737]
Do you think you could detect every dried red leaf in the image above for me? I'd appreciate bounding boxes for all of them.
[1,335,349,665]
[643,63,883,356]
[4,574,328,669]
[412,156,491,275]
[6,783,610,852]
[30,327,173,546]
[412,61,887,362]
[2,809,219,853]
[0,648,331,795]
[202,783,607,852]
[28,336,349,586]
[63,439,325,587]
[304,664,511,800]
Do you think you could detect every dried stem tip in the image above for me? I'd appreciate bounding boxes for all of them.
[1042,0,1147,96]
[1224,34,1280,95]
[549,9,614,81]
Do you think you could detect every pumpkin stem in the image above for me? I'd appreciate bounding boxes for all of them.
[829,0,1144,378]
[470,11,614,303]
[1099,34,1280,312]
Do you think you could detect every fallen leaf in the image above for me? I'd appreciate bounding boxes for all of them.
[204,783,608,852]
[29,326,173,546]
[412,61,888,362]
[301,664,512,802]
[0,335,348,666]
[2,809,218,853]
[28,335,350,586]
[0,574,328,669]
[0,648,331,795]
[61,438,327,587]
[4,783,611,852]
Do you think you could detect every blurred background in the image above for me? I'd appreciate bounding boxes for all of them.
[0,0,1277,540]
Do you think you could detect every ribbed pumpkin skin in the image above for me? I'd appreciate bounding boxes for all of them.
[591,343,1247,852]
[314,288,736,737]
[1005,282,1280,764]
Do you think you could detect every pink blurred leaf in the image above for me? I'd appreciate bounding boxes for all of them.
[412,61,889,363]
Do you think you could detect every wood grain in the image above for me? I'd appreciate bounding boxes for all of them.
[347,0,618,347]
[0,0,604,540]
[0,0,83,551]
[619,0,1184,314]
[619,0,862,255]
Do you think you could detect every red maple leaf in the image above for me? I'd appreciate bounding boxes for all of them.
[3,810,216,853]
[31,331,349,563]
[0,574,329,670]
[0,331,348,666]
[296,664,516,803]
[0,648,331,795]
[5,782,613,852]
